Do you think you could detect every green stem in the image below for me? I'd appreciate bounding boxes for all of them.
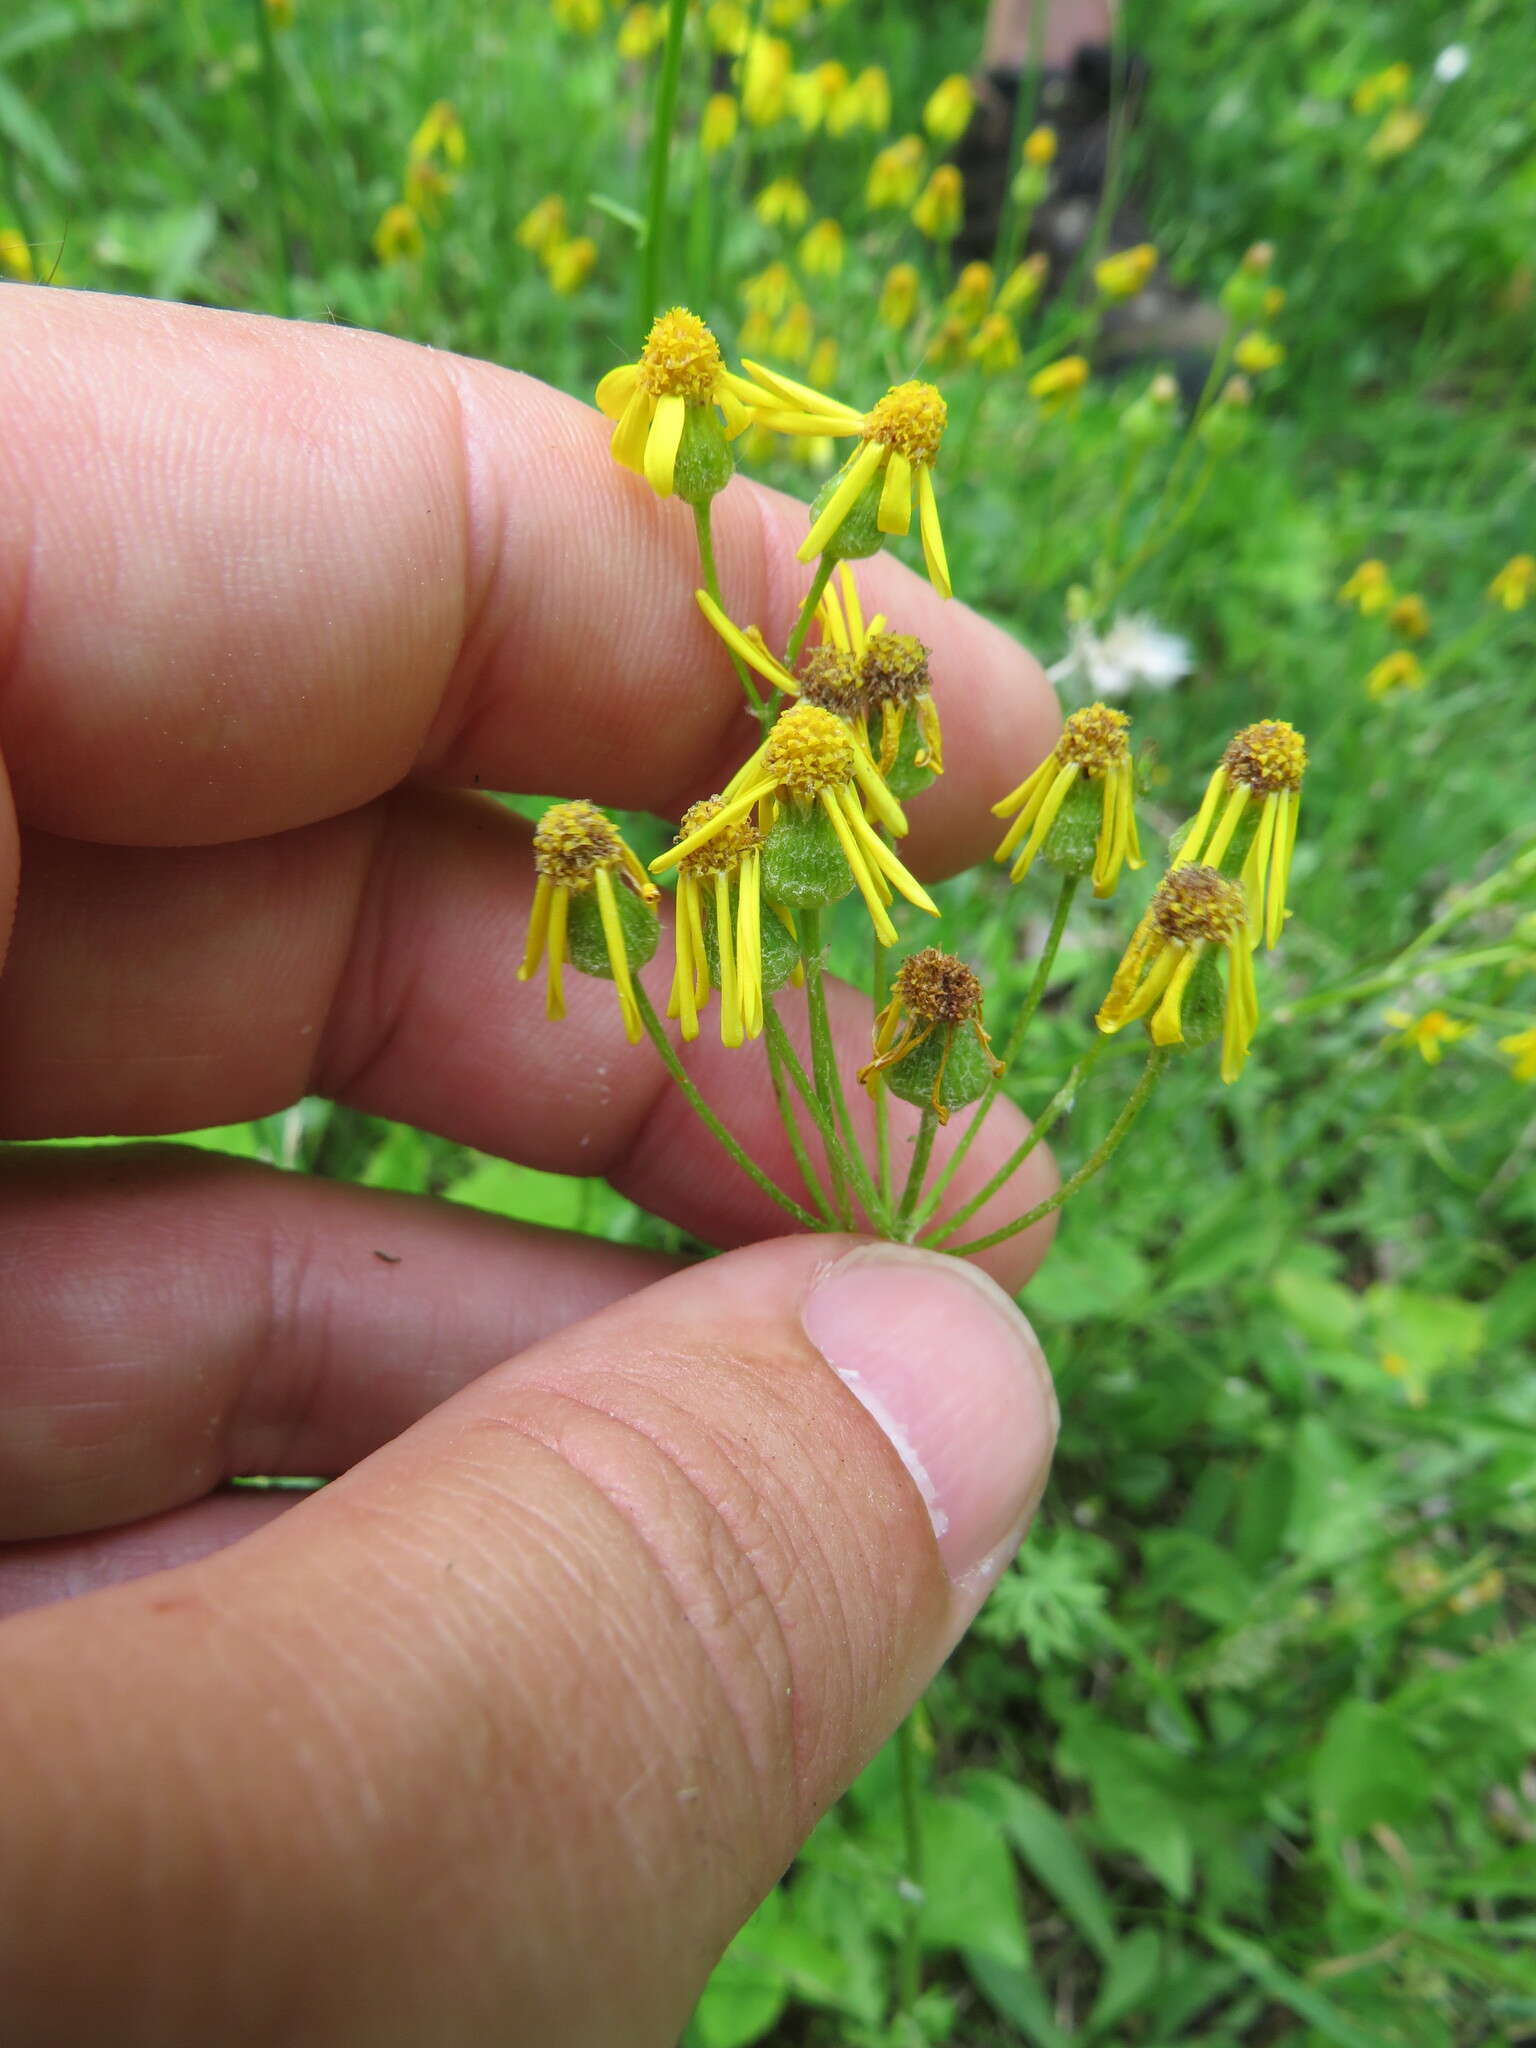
[873,930,894,1214]
[634,984,818,1228]
[765,1014,835,1223]
[251,0,293,317]
[799,907,882,1228]
[694,501,771,733]
[915,874,1078,1230]
[926,1034,1115,1247]
[783,557,836,667]
[942,1046,1169,1258]
[764,1003,876,1226]
[896,1107,939,1237]
[635,0,690,338]
[894,1715,925,2018]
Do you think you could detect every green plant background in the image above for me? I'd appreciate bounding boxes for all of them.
[3,0,1534,2041]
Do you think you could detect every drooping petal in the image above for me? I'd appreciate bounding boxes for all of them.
[695,589,798,694]
[643,393,688,497]
[594,868,642,1044]
[1110,940,1180,1029]
[1008,761,1080,881]
[713,870,743,1048]
[1174,765,1228,867]
[651,779,773,872]
[1150,947,1202,1046]
[610,387,655,474]
[819,788,897,945]
[799,438,886,562]
[519,875,553,979]
[840,564,867,648]
[545,886,569,1021]
[595,362,642,420]
[751,407,864,437]
[739,359,864,427]
[877,451,913,535]
[714,377,753,439]
[1203,783,1251,868]
[1269,787,1299,947]
[1221,936,1259,1082]
[993,752,1056,826]
[916,465,952,599]
[839,789,939,916]
[848,743,910,837]
[669,877,700,1039]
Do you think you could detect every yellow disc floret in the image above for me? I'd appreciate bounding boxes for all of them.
[637,307,725,402]
[1150,864,1247,947]
[1221,719,1307,795]
[533,799,626,888]
[764,702,857,796]
[862,380,948,465]
[1057,703,1132,777]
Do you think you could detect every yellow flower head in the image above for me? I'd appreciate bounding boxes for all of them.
[878,261,921,331]
[1368,107,1425,161]
[1388,593,1430,639]
[1365,649,1425,699]
[996,252,1049,316]
[515,194,568,256]
[404,156,454,226]
[754,175,811,228]
[740,260,793,317]
[373,202,425,265]
[860,949,1003,1123]
[409,99,467,167]
[799,217,845,278]
[969,311,1021,374]
[1097,865,1258,1083]
[923,73,974,145]
[1028,353,1089,412]
[1488,554,1535,610]
[552,0,604,33]
[771,301,815,366]
[1497,1026,1536,1082]
[867,134,926,209]
[912,164,964,243]
[994,703,1143,899]
[595,307,757,500]
[545,235,598,295]
[742,32,793,124]
[1094,242,1158,301]
[1174,719,1306,949]
[807,335,839,389]
[650,703,938,948]
[617,1,664,57]
[790,60,849,133]
[1234,330,1285,374]
[1339,558,1394,614]
[1022,123,1057,167]
[947,260,994,322]
[842,65,891,134]
[665,798,773,1046]
[0,227,34,283]
[701,92,739,157]
[1352,61,1411,115]
[706,0,747,48]
[519,802,659,1044]
[1383,1008,1471,1065]
[820,565,944,782]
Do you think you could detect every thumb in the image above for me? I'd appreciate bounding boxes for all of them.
[0,1234,1056,2048]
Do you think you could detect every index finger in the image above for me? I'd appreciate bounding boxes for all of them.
[0,288,1056,874]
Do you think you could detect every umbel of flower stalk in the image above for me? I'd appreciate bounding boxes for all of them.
[993,703,1143,898]
[519,802,660,1043]
[860,949,1003,1122]
[651,703,937,948]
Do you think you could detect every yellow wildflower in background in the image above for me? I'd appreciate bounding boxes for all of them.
[519,802,659,1043]
[409,100,467,166]
[1368,107,1426,161]
[701,93,739,156]
[878,262,921,331]
[595,307,756,498]
[923,74,973,145]
[0,228,33,282]
[1234,331,1285,373]
[651,704,936,948]
[741,260,793,317]
[742,33,792,124]
[969,312,1021,373]
[994,704,1142,898]
[1383,1008,1472,1065]
[1389,593,1430,639]
[768,0,810,24]
[997,253,1048,315]
[947,260,993,321]
[617,2,663,57]
[1094,243,1158,300]
[799,218,845,278]
[552,0,604,33]
[1029,354,1089,411]
[515,194,568,256]
[264,0,294,26]
[1339,559,1394,614]
[404,157,453,226]
[839,65,891,134]
[1365,650,1425,699]
[773,301,815,366]
[755,176,811,228]
[743,367,953,597]
[373,202,424,264]
[1352,61,1411,115]
[1497,1027,1536,1082]
[1488,554,1535,609]
[1176,720,1306,949]
[545,235,597,294]
[706,1,747,50]
[807,336,839,389]
[790,61,847,133]
[912,164,963,243]
[866,134,926,209]
[1022,123,1057,167]
[1098,866,1259,1083]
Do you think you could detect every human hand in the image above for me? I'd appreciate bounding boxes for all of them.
[0,287,1060,2046]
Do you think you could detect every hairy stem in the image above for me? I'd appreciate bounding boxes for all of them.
[896,1106,939,1237]
[783,556,836,667]
[694,501,771,732]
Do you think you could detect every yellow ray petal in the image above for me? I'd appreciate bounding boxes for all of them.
[671,877,700,1039]
[916,465,951,598]
[595,868,641,1043]
[595,362,641,421]
[818,788,898,946]
[800,438,885,562]
[878,451,913,535]
[714,378,752,438]
[1008,762,1079,882]
[545,885,569,1021]
[519,874,553,979]
[840,564,867,648]
[1221,938,1258,1082]
[993,751,1055,825]
[1203,784,1250,868]
[1150,947,1201,1046]
[1175,765,1227,867]
[739,359,863,426]
[651,778,773,872]
[695,589,797,693]
[644,393,688,498]
[839,789,939,916]
[610,386,654,474]
[848,744,909,838]
[714,869,743,1047]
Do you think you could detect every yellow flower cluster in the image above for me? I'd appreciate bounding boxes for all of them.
[373,100,467,268]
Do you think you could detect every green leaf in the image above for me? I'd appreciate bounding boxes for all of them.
[1199,1924,1389,2048]
[1365,1283,1486,1377]
[1087,1925,1162,2035]
[1060,1723,1195,1901]
[1269,1265,1362,1345]
[1026,1233,1149,1322]
[1311,1698,1429,1841]
[966,1953,1074,2048]
[914,1796,1030,1968]
[956,1770,1118,1962]
[0,67,79,190]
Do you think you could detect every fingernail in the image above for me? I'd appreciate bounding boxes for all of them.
[802,1245,1058,1592]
